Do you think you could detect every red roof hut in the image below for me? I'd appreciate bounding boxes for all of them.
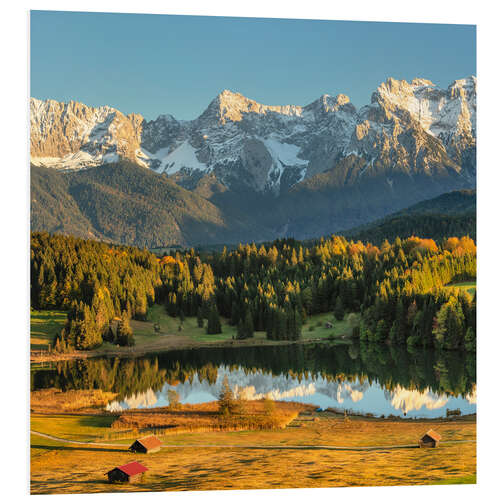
[419,429,442,448]
[106,462,148,483]
[129,435,162,454]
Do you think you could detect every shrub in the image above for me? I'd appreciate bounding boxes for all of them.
[168,389,181,410]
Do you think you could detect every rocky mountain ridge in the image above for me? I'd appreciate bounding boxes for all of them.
[30,76,476,244]
[30,76,476,196]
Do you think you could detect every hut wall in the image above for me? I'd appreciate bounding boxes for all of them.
[419,437,437,448]
[128,473,143,484]
[130,440,161,454]
[108,470,129,483]
[130,442,147,453]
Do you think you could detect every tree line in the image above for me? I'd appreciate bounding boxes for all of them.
[31,231,476,352]
[31,232,159,350]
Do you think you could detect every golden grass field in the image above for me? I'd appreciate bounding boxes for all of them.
[31,389,117,414]
[30,393,476,494]
[110,400,304,434]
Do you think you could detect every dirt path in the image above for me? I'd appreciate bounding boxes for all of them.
[30,430,476,452]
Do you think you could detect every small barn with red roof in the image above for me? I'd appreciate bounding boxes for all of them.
[129,435,162,454]
[106,462,148,483]
[419,429,442,448]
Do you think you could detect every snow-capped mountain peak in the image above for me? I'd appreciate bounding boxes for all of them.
[30,76,476,194]
[198,89,305,125]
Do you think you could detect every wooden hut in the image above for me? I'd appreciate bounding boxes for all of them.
[325,322,333,329]
[106,462,148,483]
[419,429,442,448]
[129,435,162,454]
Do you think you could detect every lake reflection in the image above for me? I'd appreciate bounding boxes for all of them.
[105,365,475,418]
[31,342,476,419]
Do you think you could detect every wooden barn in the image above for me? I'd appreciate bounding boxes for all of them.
[106,462,148,483]
[129,435,162,454]
[419,429,442,448]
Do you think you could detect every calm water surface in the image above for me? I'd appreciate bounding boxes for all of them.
[31,342,476,419]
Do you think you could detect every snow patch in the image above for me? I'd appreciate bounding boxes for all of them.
[160,141,208,174]
[140,142,208,174]
[262,137,308,166]
[31,151,101,170]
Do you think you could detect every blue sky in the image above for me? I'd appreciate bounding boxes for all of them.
[30,11,476,121]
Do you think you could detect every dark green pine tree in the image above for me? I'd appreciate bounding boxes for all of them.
[236,319,246,340]
[197,307,204,328]
[102,325,115,343]
[290,308,302,340]
[206,304,222,335]
[393,300,407,345]
[265,309,276,340]
[464,326,476,352]
[243,309,254,338]
[66,301,103,351]
[230,301,240,326]
[334,296,345,321]
[276,309,287,340]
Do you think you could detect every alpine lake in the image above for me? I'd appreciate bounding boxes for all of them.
[31,341,476,419]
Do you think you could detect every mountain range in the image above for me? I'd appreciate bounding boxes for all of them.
[30,76,476,247]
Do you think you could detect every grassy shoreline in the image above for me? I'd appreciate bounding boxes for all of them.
[30,279,476,364]
[30,335,348,363]
[31,305,354,363]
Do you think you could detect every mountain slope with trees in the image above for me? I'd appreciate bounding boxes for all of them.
[31,162,275,247]
[31,161,476,248]
[342,190,476,244]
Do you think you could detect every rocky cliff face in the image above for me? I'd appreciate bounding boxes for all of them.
[30,76,476,195]
[30,98,144,170]
[356,77,476,179]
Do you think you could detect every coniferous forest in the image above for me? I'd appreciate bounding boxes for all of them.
[31,231,476,353]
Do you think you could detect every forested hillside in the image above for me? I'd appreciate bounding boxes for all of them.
[344,190,476,244]
[31,231,476,353]
[31,163,274,247]
[399,190,476,215]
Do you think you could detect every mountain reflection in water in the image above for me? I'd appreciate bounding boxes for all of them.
[31,342,476,419]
